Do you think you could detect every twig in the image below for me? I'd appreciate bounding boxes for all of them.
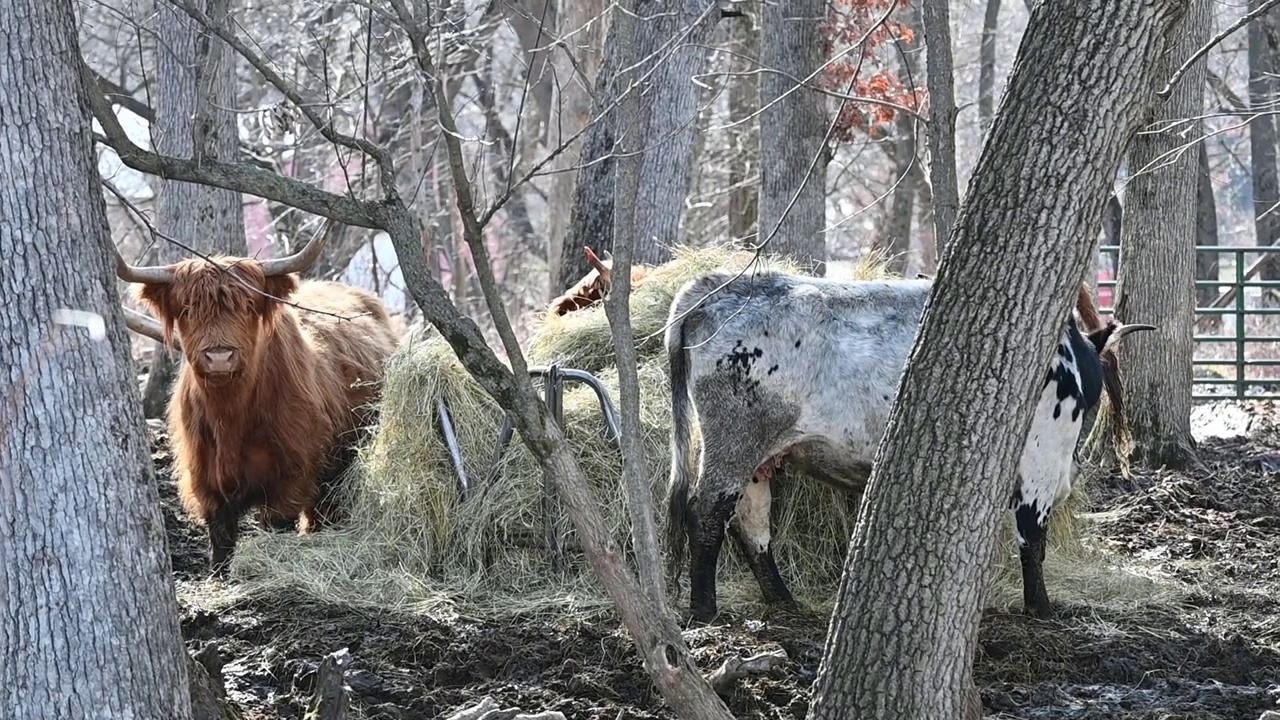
[164,0,397,195]
[707,650,789,695]
[388,0,532,384]
[1157,0,1280,99]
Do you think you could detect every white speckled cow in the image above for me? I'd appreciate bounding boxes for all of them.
[663,272,1153,622]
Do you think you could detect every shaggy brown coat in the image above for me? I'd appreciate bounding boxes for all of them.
[548,246,651,317]
[132,256,398,574]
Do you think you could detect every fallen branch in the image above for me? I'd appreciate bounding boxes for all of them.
[707,649,789,696]
[303,647,351,720]
[443,696,568,720]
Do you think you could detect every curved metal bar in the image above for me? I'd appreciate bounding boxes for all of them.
[558,368,622,447]
[480,364,626,492]
[435,397,469,498]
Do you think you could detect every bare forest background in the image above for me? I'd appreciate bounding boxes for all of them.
[83,0,1280,364]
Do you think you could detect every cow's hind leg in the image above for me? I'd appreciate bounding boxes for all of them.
[1012,490,1055,619]
[687,442,781,622]
[257,506,298,532]
[686,476,744,623]
[729,468,793,606]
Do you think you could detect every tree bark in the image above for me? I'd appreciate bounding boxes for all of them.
[879,22,925,276]
[545,0,606,290]
[557,1,718,284]
[758,0,828,273]
[921,0,961,248]
[559,17,621,291]
[142,0,246,418]
[630,0,720,265]
[978,0,1001,133]
[881,116,918,275]
[1249,1,1280,300]
[727,2,760,247]
[0,0,192,716]
[1196,142,1221,326]
[1105,0,1208,469]
[808,0,1185,717]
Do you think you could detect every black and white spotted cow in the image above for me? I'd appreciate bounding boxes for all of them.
[663,272,1153,622]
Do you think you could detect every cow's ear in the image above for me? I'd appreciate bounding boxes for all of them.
[261,273,300,314]
[134,283,179,342]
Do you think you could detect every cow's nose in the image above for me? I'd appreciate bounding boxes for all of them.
[203,348,236,372]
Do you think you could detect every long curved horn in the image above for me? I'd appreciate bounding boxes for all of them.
[123,306,181,351]
[583,246,611,276]
[261,218,335,277]
[114,246,176,285]
[1102,322,1156,354]
[1111,323,1157,340]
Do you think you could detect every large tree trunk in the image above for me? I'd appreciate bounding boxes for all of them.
[558,18,622,291]
[630,0,719,265]
[758,0,828,273]
[0,0,192,716]
[1104,0,1209,469]
[141,0,246,418]
[1249,2,1280,303]
[879,110,918,275]
[545,0,606,290]
[808,0,1185,717]
[879,13,925,276]
[557,0,718,287]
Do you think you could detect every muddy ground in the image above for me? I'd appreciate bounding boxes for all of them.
[158,401,1280,720]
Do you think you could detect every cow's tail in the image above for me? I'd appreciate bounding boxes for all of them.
[664,294,698,593]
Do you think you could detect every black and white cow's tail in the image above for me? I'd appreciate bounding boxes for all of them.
[664,298,698,591]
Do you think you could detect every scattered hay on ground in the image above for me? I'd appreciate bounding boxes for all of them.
[233,244,1163,619]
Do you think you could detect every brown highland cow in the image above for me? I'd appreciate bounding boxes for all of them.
[117,229,398,575]
[547,246,651,317]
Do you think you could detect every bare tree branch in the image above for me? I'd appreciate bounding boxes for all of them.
[85,65,385,229]
[165,0,397,195]
[387,0,531,381]
[1158,0,1280,99]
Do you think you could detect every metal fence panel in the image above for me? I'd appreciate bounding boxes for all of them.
[1096,244,1280,400]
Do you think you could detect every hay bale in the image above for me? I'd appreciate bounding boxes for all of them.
[527,245,825,373]
[233,245,1128,617]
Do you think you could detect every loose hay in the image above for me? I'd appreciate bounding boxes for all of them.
[525,245,821,373]
[234,244,1170,618]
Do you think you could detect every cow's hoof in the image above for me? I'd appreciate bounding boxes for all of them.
[209,560,231,580]
[688,603,718,624]
[761,599,801,620]
[1024,601,1057,620]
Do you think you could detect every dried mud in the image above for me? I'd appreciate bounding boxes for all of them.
[157,401,1280,719]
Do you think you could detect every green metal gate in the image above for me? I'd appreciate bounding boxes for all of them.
[1096,244,1280,400]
